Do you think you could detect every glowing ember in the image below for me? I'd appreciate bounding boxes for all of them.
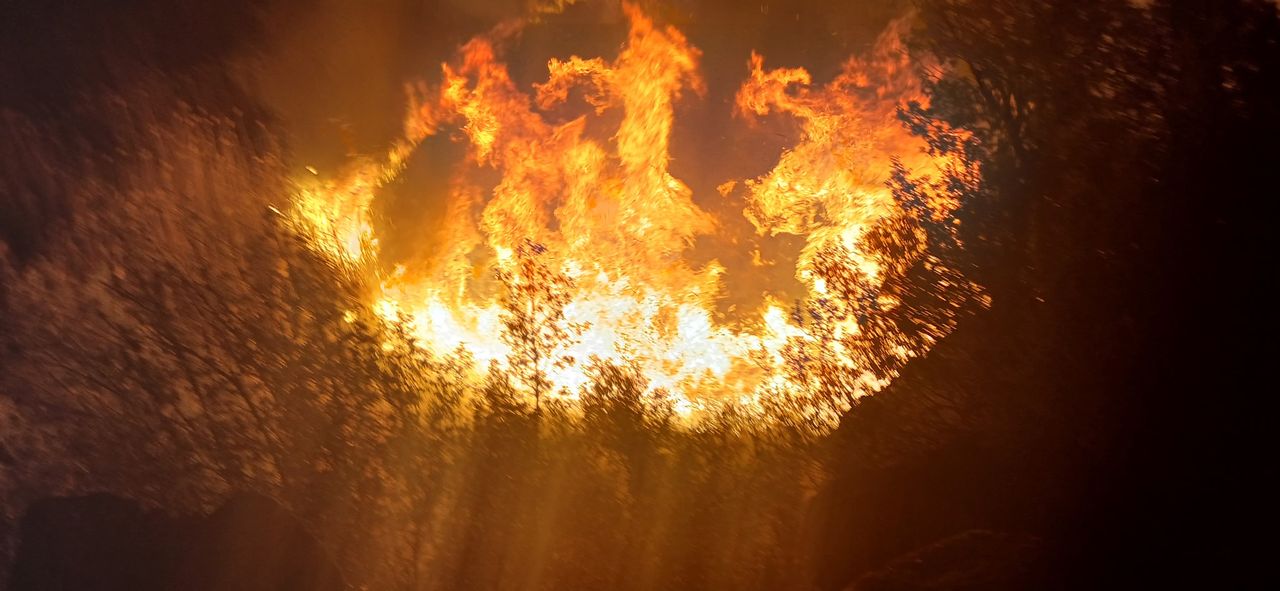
[290,4,977,421]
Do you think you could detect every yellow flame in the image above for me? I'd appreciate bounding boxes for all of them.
[291,5,971,418]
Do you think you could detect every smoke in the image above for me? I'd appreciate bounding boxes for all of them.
[231,0,905,165]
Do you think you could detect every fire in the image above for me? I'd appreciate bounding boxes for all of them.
[291,5,974,422]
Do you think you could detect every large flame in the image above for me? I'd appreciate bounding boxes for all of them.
[292,5,970,421]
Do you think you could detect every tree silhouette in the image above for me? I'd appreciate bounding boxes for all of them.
[496,240,578,413]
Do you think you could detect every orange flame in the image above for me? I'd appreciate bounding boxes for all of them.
[291,6,972,423]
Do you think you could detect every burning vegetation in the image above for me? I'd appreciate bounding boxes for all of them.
[292,4,984,425]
